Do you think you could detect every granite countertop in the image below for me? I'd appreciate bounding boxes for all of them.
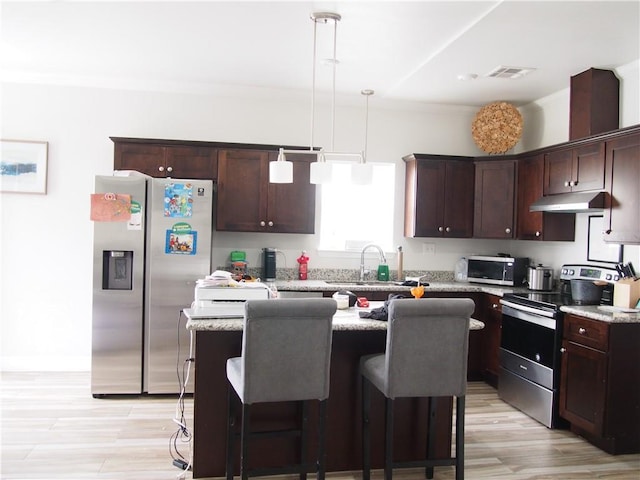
[273,279,525,297]
[560,304,640,323]
[185,301,486,332]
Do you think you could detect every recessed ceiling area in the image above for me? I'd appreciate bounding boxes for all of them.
[1,1,638,107]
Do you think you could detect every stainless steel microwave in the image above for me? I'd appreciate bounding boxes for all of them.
[466,255,529,286]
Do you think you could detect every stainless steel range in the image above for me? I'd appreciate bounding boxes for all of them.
[498,263,619,428]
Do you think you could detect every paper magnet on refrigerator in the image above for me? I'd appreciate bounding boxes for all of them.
[163,182,193,217]
[165,222,197,255]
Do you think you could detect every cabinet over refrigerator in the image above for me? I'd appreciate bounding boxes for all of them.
[91,172,213,395]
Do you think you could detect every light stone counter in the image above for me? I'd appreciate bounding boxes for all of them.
[185,301,485,331]
[560,304,640,323]
[273,279,524,297]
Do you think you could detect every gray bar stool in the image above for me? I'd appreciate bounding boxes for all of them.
[361,297,475,480]
[225,298,337,480]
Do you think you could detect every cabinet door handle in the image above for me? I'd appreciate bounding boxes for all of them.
[560,347,566,353]
[260,221,266,227]
[505,227,511,234]
[158,166,165,172]
[491,303,499,309]
[268,221,274,227]
[572,180,578,186]
[578,327,586,334]
[445,226,451,233]
[535,231,541,237]
[167,166,173,173]
[438,226,444,232]
[564,180,570,187]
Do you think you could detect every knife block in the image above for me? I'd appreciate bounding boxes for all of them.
[613,278,640,308]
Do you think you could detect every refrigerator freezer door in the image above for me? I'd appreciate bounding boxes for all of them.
[92,175,147,395]
[145,179,213,393]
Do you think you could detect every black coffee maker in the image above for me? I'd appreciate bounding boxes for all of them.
[263,247,277,281]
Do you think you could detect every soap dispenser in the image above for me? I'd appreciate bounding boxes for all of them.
[377,262,390,281]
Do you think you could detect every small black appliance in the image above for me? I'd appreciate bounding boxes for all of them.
[263,247,277,281]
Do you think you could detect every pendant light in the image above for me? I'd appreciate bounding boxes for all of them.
[351,89,374,185]
[270,11,371,185]
[269,148,293,183]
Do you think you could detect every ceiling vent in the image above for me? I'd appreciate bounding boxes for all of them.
[486,65,536,79]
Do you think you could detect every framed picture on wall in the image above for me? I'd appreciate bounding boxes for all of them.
[0,140,49,194]
[588,215,623,263]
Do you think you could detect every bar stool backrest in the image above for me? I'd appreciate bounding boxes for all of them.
[384,298,474,399]
[238,298,337,404]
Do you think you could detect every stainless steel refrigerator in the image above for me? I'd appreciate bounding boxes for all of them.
[91,173,213,395]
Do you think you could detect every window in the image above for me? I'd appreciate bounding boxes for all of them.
[318,162,395,253]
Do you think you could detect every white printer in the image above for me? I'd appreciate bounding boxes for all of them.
[189,284,271,318]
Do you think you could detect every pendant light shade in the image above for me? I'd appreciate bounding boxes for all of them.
[269,149,293,183]
[351,162,373,185]
[310,153,333,184]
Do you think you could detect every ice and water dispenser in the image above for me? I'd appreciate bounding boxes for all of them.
[102,250,133,290]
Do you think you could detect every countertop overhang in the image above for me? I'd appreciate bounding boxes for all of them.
[185,300,486,332]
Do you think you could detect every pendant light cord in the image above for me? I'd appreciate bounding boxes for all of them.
[310,18,317,153]
[331,17,337,152]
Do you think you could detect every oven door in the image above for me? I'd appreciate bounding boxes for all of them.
[500,304,558,389]
[499,303,564,428]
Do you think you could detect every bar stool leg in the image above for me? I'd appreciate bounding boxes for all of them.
[226,386,236,480]
[362,377,371,480]
[426,397,436,479]
[456,396,465,480]
[240,403,250,480]
[300,401,308,480]
[318,399,328,480]
[384,397,394,480]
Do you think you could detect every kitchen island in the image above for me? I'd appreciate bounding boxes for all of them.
[185,301,484,479]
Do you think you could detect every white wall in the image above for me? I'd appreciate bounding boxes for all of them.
[1,60,638,371]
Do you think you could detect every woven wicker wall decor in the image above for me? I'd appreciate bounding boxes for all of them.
[471,101,523,154]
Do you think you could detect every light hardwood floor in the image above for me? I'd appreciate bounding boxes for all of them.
[1,372,639,479]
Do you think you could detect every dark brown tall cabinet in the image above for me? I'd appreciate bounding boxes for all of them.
[603,132,640,244]
[216,150,316,233]
[473,159,516,239]
[560,314,640,454]
[516,154,575,241]
[112,138,217,179]
[403,154,474,238]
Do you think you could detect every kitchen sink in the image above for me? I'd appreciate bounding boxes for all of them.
[323,280,402,286]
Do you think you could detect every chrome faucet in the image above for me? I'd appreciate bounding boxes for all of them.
[360,244,387,282]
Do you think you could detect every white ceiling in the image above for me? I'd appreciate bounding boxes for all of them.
[1,1,639,107]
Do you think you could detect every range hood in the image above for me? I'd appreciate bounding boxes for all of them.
[529,191,606,213]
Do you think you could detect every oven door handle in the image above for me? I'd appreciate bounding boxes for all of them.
[500,303,557,329]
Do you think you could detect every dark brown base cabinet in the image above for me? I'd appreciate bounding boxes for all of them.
[559,314,640,454]
[478,294,502,387]
[192,330,455,478]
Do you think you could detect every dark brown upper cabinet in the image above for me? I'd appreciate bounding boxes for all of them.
[403,154,474,238]
[216,149,316,234]
[603,131,640,244]
[473,159,516,239]
[112,138,217,180]
[544,142,605,195]
[516,153,575,241]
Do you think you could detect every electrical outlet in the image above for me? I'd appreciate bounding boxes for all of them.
[422,243,436,255]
